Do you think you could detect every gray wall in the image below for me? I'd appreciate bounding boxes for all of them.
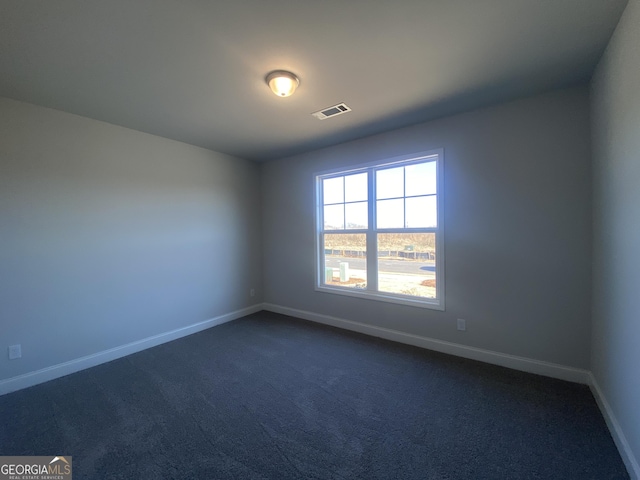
[0,97,262,382]
[262,86,592,369]
[591,0,640,469]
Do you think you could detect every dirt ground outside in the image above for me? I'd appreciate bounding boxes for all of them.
[324,267,436,298]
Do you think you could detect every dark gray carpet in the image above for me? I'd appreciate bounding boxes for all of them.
[0,311,629,479]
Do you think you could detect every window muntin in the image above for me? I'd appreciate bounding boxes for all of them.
[315,151,444,310]
[322,173,368,230]
[376,163,437,229]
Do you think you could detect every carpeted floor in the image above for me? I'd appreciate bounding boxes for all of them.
[0,311,630,479]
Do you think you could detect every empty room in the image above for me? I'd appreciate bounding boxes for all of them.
[1,1,638,478]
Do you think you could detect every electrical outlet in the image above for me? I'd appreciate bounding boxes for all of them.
[250,288,255,297]
[8,344,22,360]
[457,319,466,331]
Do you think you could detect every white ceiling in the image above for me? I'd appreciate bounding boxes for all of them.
[0,0,628,161]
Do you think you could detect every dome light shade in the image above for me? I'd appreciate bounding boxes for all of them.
[266,71,300,97]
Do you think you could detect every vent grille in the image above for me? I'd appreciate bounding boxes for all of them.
[311,103,351,120]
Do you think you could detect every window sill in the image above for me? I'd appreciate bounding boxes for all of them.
[315,285,445,311]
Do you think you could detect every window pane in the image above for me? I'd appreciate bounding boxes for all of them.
[323,234,367,289]
[323,177,344,204]
[376,167,404,199]
[345,201,368,229]
[377,199,404,228]
[377,233,436,298]
[344,173,368,202]
[406,161,436,196]
[324,204,344,230]
[405,195,437,228]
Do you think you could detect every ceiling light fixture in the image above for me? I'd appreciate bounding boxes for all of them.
[266,70,300,97]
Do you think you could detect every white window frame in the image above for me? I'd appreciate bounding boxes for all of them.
[314,149,445,310]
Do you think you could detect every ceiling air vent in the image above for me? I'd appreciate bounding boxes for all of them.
[311,103,351,120]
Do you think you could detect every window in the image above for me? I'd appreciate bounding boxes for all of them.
[315,150,444,310]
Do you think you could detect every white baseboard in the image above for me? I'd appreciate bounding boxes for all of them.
[263,303,591,384]
[0,304,263,397]
[589,374,640,480]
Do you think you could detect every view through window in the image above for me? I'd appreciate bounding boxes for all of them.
[316,151,444,309]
